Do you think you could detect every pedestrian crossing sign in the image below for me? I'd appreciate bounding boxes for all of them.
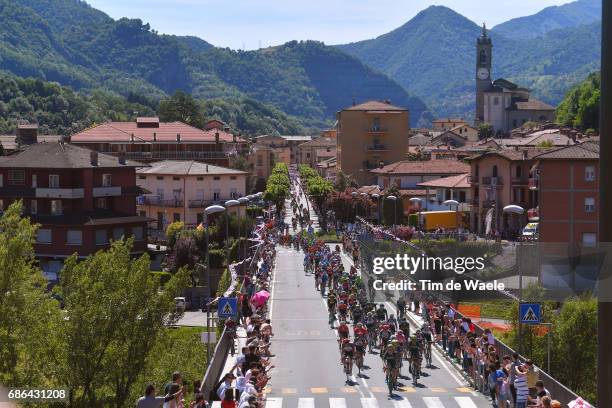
[218,297,238,319]
[520,303,541,324]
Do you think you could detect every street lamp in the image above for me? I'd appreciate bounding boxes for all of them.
[224,200,240,269]
[387,195,398,230]
[238,197,250,262]
[371,193,380,224]
[204,204,225,365]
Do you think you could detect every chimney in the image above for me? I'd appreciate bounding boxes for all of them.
[90,151,98,166]
[153,132,157,142]
[176,133,181,143]
[118,151,126,165]
[215,131,220,143]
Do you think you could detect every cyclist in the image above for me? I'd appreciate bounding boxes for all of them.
[387,314,398,332]
[396,297,407,319]
[379,322,392,351]
[398,317,410,338]
[375,304,388,322]
[408,335,422,383]
[354,322,368,339]
[340,338,355,382]
[422,323,433,367]
[354,334,367,374]
[338,301,349,323]
[382,341,400,395]
[338,321,350,343]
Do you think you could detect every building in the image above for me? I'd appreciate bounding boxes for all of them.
[532,142,599,245]
[136,160,248,230]
[467,148,550,237]
[336,100,410,185]
[475,25,555,133]
[418,173,472,212]
[317,157,337,180]
[0,124,62,154]
[297,137,336,168]
[432,118,467,131]
[248,144,274,179]
[0,143,149,279]
[254,135,313,165]
[71,117,248,166]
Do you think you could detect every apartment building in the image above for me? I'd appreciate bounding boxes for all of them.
[71,117,248,167]
[336,101,410,185]
[254,135,312,165]
[248,144,274,179]
[297,137,336,168]
[532,142,599,245]
[467,148,548,237]
[0,143,149,279]
[136,161,247,230]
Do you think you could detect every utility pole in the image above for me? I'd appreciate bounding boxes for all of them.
[598,1,612,406]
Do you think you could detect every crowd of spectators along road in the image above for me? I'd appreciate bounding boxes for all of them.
[136,220,280,408]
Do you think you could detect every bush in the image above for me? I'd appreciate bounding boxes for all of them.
[208,248,226,269]
[246,207,264,218]
[216,268,231,297]
[408,213,418,227]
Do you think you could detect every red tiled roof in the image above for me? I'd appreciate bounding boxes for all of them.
[71,121,245,143]
[398,189,434,197]
[510,98,555,111]
[344,100,406,112]
[417,173,471,189]
[371,159,469,175]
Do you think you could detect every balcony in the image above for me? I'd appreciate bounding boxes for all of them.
[365,126,389,134]
[189,198,236,208]
[141,196,184,207]
[36,188,84,199]
[93,186,122,197]
[481,176,503,186]
[101,151,229,161]
[528,177,539,190]
[365,143,388,151]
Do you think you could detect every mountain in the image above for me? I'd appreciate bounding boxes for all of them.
[338,5,601,119]
[0,0,429,128]
[492,0,601,40]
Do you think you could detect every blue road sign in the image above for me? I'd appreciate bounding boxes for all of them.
[218,297,238,319]
[520,303,541,324]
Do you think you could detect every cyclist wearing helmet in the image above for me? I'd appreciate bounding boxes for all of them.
[376,304,388,322]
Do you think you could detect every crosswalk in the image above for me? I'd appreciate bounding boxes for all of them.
[211,395,484,408]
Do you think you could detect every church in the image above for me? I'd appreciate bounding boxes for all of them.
[474,25,555,135]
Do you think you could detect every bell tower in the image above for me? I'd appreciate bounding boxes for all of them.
[475,23,492,126]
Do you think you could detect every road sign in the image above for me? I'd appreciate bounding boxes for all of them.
[520,303,541,324]
[217,297,238,319]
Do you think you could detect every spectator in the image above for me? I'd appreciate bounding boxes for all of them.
[529,380,550,407]
[165,383,184,408]
[165,371,183,396]
[550,401,561,408]
[525,360,540,396]
[217,372,237,401]
[136,384,167,408]
[508,353,521,404]
[514,365,530,408]
[540,396,552,408]
[188,393,208,408]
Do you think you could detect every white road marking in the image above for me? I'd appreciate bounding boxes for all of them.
[392,400,413,408]
[423,397,445,408]
[360,397,380,408]
[297,397,315,408]
[265,397,283,408]
[455,396,478,408]
[329,397,348,408]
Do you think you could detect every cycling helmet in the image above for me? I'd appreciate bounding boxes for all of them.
[342,338,350,344]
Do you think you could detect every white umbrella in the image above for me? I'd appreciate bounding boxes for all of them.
[442,199,459,206]
[409,197,422,203]
[503,204,525,215]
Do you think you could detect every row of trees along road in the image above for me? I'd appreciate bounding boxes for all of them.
[264,163,291,217]
[298,165,333,231]
[0,201,198,408]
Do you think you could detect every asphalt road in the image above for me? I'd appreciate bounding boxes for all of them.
[265,197,493,407]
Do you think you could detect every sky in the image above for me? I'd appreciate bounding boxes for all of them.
[86,0,572,50]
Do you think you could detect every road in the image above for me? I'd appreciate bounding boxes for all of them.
[264,191,492,407]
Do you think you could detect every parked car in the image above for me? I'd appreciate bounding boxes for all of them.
[174,297,188,311]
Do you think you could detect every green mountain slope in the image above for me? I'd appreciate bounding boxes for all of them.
[0,0,429,127]
[337,5,600,120]
[492,0,601,40]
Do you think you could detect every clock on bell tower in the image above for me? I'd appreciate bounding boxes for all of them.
[475,22,492,126]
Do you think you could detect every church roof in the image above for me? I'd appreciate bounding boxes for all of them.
[509,98,555,111]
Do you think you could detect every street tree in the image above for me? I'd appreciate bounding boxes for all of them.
[56,239,189,407]
[306,175,333,231]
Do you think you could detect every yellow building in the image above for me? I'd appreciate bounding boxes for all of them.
[432,118,467,131]
[297,137,336,169]
[336,100,410,185]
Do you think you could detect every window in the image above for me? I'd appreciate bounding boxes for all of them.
[67,230,82,245]
[459,191,467,202]
[583,233,597,247]
[0,174,3,187]
[372,117,381,131]
[132,226,144,241]
[156,176,164,180]
[213,176,221,180]
[51,200,62,216]
[475,165,479,177]
[257,156,263,166]
[173,177,180,181]
[213,189,220,201]
[197,177,204,181]
[30,200,37,215]
[49,174,59,188]
[230,176,237,180]
[95,230,108,245]
[585,197,595,213]
[156,189,164,200]
[138,175,146,180]
[306,153,311,158]
[230,188,238,199]
[493,97,499,106]
[0,199,3,210]
[513,188,523,203]
[173,213,181,222]
[492,165,498,178]
[112,227,125,241]
[513,119,518,128]
[8,169,24,185]
[37,229,52,244]
[96,198,108,209]
[102,173,112,187]
[139,211,146,217]
[31,174,37,188]
[585,166,596,181]
[516,166,522,178]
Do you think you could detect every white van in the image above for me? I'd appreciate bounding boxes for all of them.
[522,222,539,241]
